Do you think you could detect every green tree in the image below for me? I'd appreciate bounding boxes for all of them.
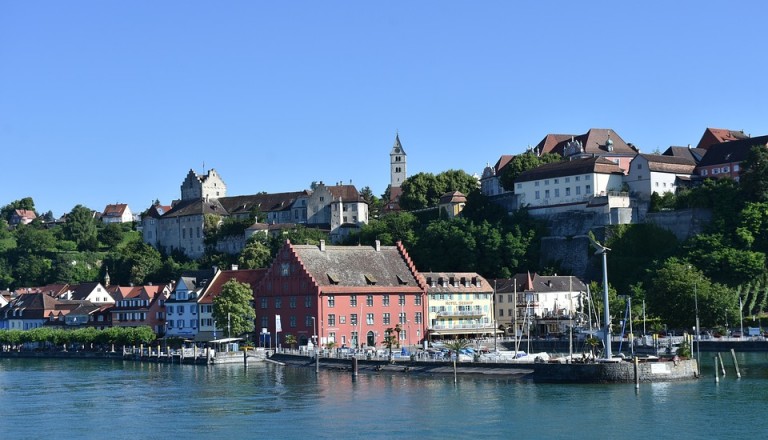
[360,186,382,219]
[64,205,98,251]
[238,236,272,269]
[98,222,126,248]
[399,170,478,211]
[105,239,163,285]
[646,258,738,329]
[739,145,768,203]
[350,211,419,247]
[443,339,471,384]
[52,252,100,284]
[499,151,563,190]
[212,279,256,338]
[284,334,298,349]
[13,224,56,255]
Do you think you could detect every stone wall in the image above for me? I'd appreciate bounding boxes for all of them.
[644,208,712,241]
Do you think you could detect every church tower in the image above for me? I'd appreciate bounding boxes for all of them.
[390,133,407,188]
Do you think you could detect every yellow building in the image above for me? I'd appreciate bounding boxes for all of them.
[422,272,496,341]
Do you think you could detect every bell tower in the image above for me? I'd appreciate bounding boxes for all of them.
[390,133,407,188]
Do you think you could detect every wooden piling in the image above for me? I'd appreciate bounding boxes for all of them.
[717,352,726,376]
[714,356,719,383]
[634,356,639,389]
[730,349,741,378]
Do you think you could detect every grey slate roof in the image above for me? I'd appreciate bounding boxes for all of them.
[638,154,696,173]
[291,244,418,288]
[515,157,624,183]
[697,135,768,167]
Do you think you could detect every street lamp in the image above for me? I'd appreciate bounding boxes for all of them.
[589,236,612,360]
[311,316,319,373]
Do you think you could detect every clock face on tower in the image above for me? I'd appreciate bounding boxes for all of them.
[394,148,400,153]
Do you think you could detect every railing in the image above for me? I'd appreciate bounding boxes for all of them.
[435,310,485,317]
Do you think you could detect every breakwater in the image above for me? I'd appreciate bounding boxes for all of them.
[269,353,698,384]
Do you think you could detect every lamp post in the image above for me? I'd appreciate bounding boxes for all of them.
[739,296,744,340]
[589,236,612,360]
[311,316,319,373]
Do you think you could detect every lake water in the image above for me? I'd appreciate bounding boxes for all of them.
[2,353,768,439]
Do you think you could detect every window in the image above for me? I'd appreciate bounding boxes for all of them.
[535,181,539,187]
[328,314,335,326]
[382,295,390,306]
[328,295,335,308]
[516,183,522,189]
[191,307,197,315]
[576,186,581,195]
[289,296,296,308]
[415,312,422,324]
[366,295,373,306]
[723,166,730,172]
[565,177,570,183]
[305,296,313,307]
[554,188,560,197]
[177,319,183,328]
[350,295,357,307]
[554,178,559,184]
[167,306,174,314]
[535,190,540,200]
[585,184,591,193]
[366,313,374,325]
[383,313,391,325]
[400,330,406,341]
[191,320,197,329]
[350,314,358,325]
[261,316,268,328]
[399,312,406,324]
[398,294,405,306]
[261,298,268,309]
[734,164,740,172]
[415,295,422,306]
[305,315,313,327]
[290,316,296,328]
[701,169,708,176]
[576,176,580,181]
[340,315,346,324]
[275,298,282,309]
[178,306,185,314]
[637,163,642,169]
[544,179,549,186]
[167,320,173,329]
[566,187,571,196]
[500,309,504,317]
[545,189,550,198]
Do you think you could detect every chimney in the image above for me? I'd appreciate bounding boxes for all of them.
[320,240,326,251]
[231,264,239,271]
[375,240,381,251]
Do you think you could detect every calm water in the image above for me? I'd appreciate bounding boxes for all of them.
[2,353,768,440]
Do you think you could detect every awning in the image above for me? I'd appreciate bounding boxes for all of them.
[208,337,244,344]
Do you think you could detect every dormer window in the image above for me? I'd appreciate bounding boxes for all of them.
[364,274,377,285]
[327,273,340,285]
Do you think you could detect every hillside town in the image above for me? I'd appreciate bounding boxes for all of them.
[2,126,767,350]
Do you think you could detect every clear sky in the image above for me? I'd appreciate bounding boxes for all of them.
[2,1,766,217]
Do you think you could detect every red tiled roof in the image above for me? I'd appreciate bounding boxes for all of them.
[200,269,268,304]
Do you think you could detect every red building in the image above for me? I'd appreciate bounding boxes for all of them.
[256,240,427,349]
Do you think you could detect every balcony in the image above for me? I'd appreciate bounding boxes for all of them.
[435,310,484,318]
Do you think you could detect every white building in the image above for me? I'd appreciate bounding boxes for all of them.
[165,270,216,340]
[625,154,696,201]
[513,157,627,216]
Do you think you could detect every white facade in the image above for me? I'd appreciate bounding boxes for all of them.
[625,155,694,201]
[515,172,624,209]
[390,134,407,188]
[165,277,203,339]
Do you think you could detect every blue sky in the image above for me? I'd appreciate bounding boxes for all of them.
[2,1,766,217]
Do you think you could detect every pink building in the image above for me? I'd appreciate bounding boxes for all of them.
[256,240,427,349]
